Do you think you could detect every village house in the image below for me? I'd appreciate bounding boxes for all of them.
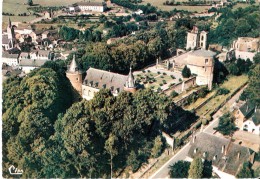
[232,37,260,61]
[66,56,136,100]
[187,132,255,178]
[69,1,107,13]
[19,58,49,74]
[2,51,20,66]
[234,101,260,135]
[30,50,54,61]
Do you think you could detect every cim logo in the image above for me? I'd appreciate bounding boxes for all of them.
[9,165,23,175]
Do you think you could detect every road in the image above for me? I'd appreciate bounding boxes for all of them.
[149,85,247,179]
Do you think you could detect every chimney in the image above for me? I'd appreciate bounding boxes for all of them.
[193,135,196,143]
[221,145,225,154]
[237,152,240,160]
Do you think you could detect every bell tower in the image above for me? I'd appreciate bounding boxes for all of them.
[66,55,83,95]
[7,18,16,49]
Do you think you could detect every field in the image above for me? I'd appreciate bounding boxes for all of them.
[186,75,248,117]
[2,0,103,25]
[141,0,211,12]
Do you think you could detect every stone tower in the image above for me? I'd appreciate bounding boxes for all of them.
[186,26,199,50]
[124,67,137,93]
[186,26,208,50]
[199,31,207,49]
[66,55,83,95]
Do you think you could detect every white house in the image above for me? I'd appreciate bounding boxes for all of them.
[2,52,20,66]
[70,2,107,12]
[19,59,48,74]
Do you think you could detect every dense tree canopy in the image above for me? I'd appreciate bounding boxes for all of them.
[208,6,260,46]
[2,67,74,177]
[236,162,254,178]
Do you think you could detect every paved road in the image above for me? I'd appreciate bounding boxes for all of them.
[149,85,247,179]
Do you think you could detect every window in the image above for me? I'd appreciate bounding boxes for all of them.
[201,36,204,41]
[205,59,208,64]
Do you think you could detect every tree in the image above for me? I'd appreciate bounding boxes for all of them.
[126,150,140,172]
[236,162,254,178]
[28,0,33,6]
[169,161,190,178]
[202,160,213,178]
[105,134,118,178]
[188,157,204,178]
[151,135,164,158]
[182,65,191,78]
[245,65,260,105]
[253,52,260,64]
[214,113,237,136]
[228,63,240,76]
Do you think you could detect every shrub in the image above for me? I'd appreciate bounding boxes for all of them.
[163,72,167,75]
[161,76,164,78]
[170,91,179,98]
[170,75,176,79]
[159,83,163,86]
[179,78,182,82]
[163,80,167,84]
[216,88,230,95]
[157,71,161,74]
[202,118,208,125]
[182,65,191,78]
[147,70,151,73]
[142,70,146,73]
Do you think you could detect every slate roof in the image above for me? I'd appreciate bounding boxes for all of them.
[19,59,48,67]
[2,34,9,44]
[189,49,216,57]
[83,68,127,93]
[2,51,20,59]
[76,2,104,6]
[239,101,255,118]
[188,132,251,176]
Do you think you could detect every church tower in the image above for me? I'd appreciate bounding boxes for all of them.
[7,18,16,49]
[199,31,207,50]
[124,67,137,93]
[66,55,83,95]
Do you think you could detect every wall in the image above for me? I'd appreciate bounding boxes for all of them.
[242,120,260,135]
[162,132,174,149]
[66,72,82,95]
[164,76,196,95]
[2,57,18,66]
[82,85,99,100]
[235,50,256,61]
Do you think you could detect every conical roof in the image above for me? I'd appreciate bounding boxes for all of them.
[68,55,81,73]
[126,67,135,88]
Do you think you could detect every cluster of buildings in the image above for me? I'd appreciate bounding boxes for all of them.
[1,18,71,77]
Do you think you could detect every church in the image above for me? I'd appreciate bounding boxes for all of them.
[66,56,137,100]
[2,18,16,51]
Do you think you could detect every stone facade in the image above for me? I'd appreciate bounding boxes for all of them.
[232,37,260,61]
[171,49,216,90]
[186,26,207,50]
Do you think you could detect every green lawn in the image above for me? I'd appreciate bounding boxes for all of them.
[194,75,248,117]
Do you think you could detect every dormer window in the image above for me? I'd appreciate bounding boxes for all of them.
[213,155,217,160]
[203,152,207,158]
[194,148,197,154]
